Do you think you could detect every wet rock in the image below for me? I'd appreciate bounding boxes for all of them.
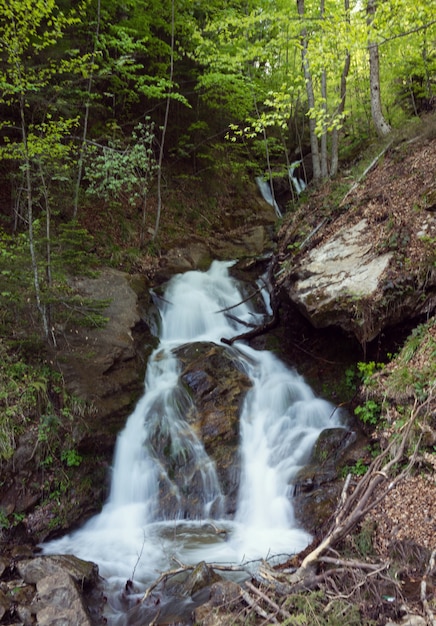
[0,554,100,626]
[178,561,222,597]
[18,555,99,587]
[193,580,242,626]
[293,427,362,534]
[177,342,252,514]
[32,570,92,626]
[154,225,275,283]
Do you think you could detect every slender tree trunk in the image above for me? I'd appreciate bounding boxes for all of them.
[320,69,328,178]
[38,161,55,344]
[140,193,147,248]
[319,0,328,178]
[153,0,175,240]
[19,98,49,342]
[297,0,321,181]
[73,0,101,219]
[367,0,391,137]
[330,0,351,177]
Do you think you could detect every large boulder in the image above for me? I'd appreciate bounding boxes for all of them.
[0,554,101,626]
[279,215,436,344]
[277,134,436,345]
[56,268,156,436]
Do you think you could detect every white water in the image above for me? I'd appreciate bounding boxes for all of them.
[43,260,343,605]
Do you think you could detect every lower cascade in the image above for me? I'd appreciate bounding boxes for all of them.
[43,260,344,618]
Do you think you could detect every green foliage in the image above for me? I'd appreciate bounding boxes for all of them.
[354,399,381,425]
[61,448,83,467]
[85,122,158,207]
[357,361,384,385]
[0,339,93,471]
[341,457,368,477]
[57,221,97,275]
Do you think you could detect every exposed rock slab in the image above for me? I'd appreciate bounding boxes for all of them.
[283,219,393,343]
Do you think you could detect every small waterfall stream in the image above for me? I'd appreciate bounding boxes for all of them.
[43,260,343,619]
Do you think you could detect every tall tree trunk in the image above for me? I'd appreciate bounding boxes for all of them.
[297,0,321,181]
[367,0,391,137]
[38,161,55,344]
[320,70,328,178]
[73,0,101,219]
[19,97,49,342]
[330,0,351,177]
[319,0,328,178]
[153,0,175,240]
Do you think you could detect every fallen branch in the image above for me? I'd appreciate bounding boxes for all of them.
[318,556,387,571]
[240,589,279,623]
[421,548,436,626]
[221,258,279,345]
[339,140,393,206]
[245,580,291,620]
[295,398,421,575]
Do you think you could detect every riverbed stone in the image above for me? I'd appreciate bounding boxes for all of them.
[18,555,99,587]
[193,580,242,626]
[177,341,252,514]
[33,571,92,626]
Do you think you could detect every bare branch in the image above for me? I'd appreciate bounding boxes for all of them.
[421,549,436,626]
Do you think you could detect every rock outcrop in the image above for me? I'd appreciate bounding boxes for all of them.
[278,134,436,345]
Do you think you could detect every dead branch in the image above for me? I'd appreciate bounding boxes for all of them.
[245,581,292,620]
[318,556,388,571]
[421,549,436,626]
[224,312,258,329]
[240,589,279,623]
[221,258,279,345]
[141,565,189,602]
[339,140,393,206]
[221,311,279,345]
[297,399,421,574]
[215,290,261,314]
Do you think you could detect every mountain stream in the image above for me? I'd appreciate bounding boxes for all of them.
[43,260,344,622]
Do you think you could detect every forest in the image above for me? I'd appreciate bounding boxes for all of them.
[0,1,436,624]
[1,0,435,349]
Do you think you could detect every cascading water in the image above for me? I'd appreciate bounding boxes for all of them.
[43,260,344,618]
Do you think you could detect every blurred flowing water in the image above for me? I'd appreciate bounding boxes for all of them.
[43,260,343,620]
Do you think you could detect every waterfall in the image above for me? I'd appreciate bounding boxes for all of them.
[43,260,343,604]
[289,161,307,195]
[255,175,282,217]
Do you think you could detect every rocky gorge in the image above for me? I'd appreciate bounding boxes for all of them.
[1,121,435,625]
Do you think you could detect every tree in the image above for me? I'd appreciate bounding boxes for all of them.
[0,0,83,342]
[73,0,101,219]
[85,122,158,247]
[366,0,391,137]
